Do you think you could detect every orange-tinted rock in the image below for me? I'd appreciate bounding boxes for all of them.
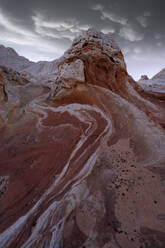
[0,29,165,248]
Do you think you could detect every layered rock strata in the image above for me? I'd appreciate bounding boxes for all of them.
[0,29,165,248]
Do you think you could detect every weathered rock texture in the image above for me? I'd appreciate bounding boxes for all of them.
[0,28,165,248]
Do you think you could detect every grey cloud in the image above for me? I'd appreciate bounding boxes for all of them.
[0,7,69,60]
[119,24,144,42]
[92,4,127,25]
[32,12,91,41]
[101,27,115,34]
[136,11,151,28]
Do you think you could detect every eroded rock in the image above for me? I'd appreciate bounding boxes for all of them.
[0,29,165,248]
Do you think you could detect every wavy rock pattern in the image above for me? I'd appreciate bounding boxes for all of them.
[0,29,165,248]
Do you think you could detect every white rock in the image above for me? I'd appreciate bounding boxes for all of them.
[59,59,85,82]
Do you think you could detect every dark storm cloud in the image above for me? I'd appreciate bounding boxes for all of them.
[0,0,165,79]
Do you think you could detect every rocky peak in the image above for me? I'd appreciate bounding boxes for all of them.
[52,28,127,95]
[0,44,32,72]
[72,27,120,52]
[0,45,58,78]
[65,28,125,67]
[0,45,18,57]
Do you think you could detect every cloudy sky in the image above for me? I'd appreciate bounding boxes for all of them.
[0,0,164,80]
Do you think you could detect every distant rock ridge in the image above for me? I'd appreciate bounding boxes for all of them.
[0,44,59,78]
[0,45,33,71]
[152,67,165,80]
[138,68,165,94]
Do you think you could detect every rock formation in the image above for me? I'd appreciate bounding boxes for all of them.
[0,45,58,78]
[0,45,33,72]
[138,68,165,96]
[138,75,149,81]
[0,28,165,248]
[152,68,165,80]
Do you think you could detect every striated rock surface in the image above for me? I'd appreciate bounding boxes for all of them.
[0,28,165,248]
[152,68,165,81]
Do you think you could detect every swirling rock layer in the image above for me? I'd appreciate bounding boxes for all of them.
[0,29,165,248]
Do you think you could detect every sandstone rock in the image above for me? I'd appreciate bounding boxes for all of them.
[59,59,85,83]
[0,29,165,248]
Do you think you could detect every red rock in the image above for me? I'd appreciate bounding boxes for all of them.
[0,28,165,248]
